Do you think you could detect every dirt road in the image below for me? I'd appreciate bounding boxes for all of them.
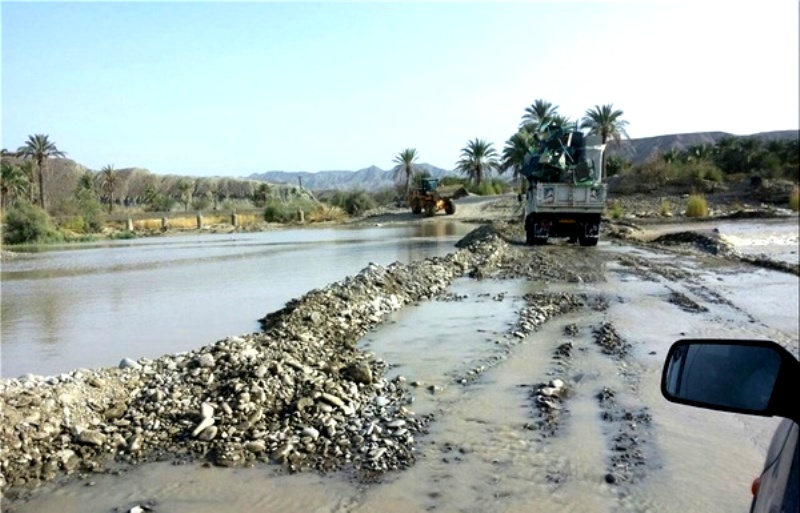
[3,208,798,513]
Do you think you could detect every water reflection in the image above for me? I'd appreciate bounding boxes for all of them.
[1,223,474,377]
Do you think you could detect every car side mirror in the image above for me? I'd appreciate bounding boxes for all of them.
[662,339,799,423]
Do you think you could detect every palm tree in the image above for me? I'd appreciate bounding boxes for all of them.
[392,148,418,195]
[663,148,681,164]
[580,104,629,147]
[76,170,95,194]
[18,160,37,203]
[686,143,712,162]
[500,131,534,183]
[520,99,559,131]
[1,162,29,211]
[100,165,118,213]
[455,138,500,186]
[550,114,574,130]
[17,134,66,209]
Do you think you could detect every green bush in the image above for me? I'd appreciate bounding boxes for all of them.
[2,201,63,244]
[685,194,709,218]
[263,200,293,223]
[676,161,723,186]
[330,190,376,216]
[608,200,624,219]
[440,176,468,187]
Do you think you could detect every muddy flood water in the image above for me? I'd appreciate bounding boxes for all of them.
[2,219,798,513]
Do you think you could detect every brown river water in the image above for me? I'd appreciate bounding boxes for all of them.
[2,220,798,513]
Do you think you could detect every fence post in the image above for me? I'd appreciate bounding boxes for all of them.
[161,217,169,230]
[126,218,134,231]
[196,212,203,229]
[231,211,238,227]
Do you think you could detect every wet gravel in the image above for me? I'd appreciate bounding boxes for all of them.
[1,215,793,504]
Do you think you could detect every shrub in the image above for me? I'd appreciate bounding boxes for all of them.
[440,176,468,187]
[790,186,799,212]
[2,201,63,244]
[307,204,347,223]
[608,200,624,219]
[660,198,672,216]
[370,187,397,207]
[685,194,709,218]
[263,200,293,223]
[330,190,376,216]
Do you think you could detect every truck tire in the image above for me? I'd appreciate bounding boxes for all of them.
[578,233,598,246]
[444,200,455,215]
[411,200,422,214]
[578,219,600,247]
[525,216,548,246]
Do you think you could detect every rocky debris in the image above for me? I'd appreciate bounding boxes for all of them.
[593,323,630,357]
[652,230,736,256]
[667,291,709,313]
[528,377,569,437]
[597,387,654,485]
[737,254,800,277]
[0,224,515,496]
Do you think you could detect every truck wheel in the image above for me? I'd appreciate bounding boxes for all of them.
[525,216,548,246]
[444,200,456,215]
[578,219,600,246]
[411,201,422,214]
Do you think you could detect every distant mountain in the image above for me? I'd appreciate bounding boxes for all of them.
[250,130,798,191]
[248,163,455,192]
[609,129,798,164]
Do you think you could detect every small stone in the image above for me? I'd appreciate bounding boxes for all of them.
[302,427,320,440]
[341,361,373,384]
[76,429,106,446]
[197,426,218,441]
[201,402,214,418]
[245,440,266,453]
[119,358,141,370]
[197,353,215,368]
[192,416,215,437]
[295,397,315,412]
[321,393,344,408]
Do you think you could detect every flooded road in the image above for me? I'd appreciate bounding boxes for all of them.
[1,222,474,377]
[5,224,797,513]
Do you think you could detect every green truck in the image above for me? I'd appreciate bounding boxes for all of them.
[520,124,608,246]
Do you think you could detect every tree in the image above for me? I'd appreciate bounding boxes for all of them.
[392,148,418,195]
[177,180,193,212]
[253,183,271,207]
[455,138,500,186]
[549,114,574,130]
[16,134,66,209]
[500,131,534,183]
[663,148,681,164]
[100,165,118,213]
[1,162,29,211]
[17,160,36,203]
[520,99,558,130]
[580,104,629,146]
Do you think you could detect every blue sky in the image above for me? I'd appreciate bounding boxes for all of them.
[2,2,798,177]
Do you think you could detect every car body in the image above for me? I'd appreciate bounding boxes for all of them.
[661,339,799,513]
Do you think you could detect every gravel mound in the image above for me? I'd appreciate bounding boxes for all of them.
[0,225,512,497]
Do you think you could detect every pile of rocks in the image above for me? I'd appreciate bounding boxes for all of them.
[0,225,513,495]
